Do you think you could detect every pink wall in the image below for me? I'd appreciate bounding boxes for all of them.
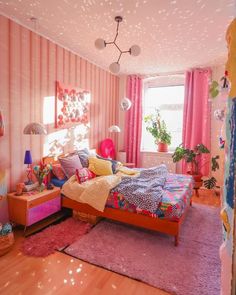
[0,15,119,191]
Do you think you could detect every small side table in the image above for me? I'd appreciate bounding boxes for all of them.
[7,187,61,233]
[123,163,135,168]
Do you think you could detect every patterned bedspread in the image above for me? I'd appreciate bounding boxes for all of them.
[110,165,167,213]
[106,173,193,221]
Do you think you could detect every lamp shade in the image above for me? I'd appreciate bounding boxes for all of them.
[109,62,120,74]
[95,38,106,50]
[108,125,121,132]
[130,45,141,56]
[24,150,32,165]
[23,122,47,135]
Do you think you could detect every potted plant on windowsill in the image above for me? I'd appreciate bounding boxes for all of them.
[144,110,171,152]
[172,143,220,188]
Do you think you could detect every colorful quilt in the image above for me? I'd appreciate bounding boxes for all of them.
[106,173,193,221]
[110,165,168,213]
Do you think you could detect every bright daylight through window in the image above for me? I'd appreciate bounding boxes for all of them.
[142,85,184,152]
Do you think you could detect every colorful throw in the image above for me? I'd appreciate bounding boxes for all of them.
[107,173,193,221]
[111,165,168,213]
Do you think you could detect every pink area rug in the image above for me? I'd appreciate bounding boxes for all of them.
[64,204,221,295]
[21,218,92,257]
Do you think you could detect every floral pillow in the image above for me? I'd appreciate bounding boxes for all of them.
[75,168,96,184]
[52,164,67,180]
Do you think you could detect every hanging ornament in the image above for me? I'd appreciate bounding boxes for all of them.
[0,110,5,137]
[209,80,219,98]
[120,98,132,111]
[219,136,225,149]
[220,71,230,94]
[214,109,225,121]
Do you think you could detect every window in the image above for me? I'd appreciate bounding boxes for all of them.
[141,85,184,152]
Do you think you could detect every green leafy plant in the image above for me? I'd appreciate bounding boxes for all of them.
[172,144,220,189]
[144,110,171,145]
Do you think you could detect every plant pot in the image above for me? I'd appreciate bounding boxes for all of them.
[158,142,168,152]
[187,172,202,182]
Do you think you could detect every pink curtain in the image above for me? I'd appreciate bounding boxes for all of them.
[182,68,211,176]
[125,75,143,167]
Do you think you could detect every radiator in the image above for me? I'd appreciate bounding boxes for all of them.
[141,152,176,173]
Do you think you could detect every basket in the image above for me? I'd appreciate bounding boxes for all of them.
[73,210,101,225]
[0,232,14,256]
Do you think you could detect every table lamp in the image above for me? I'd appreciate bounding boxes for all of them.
[24,150,33,185]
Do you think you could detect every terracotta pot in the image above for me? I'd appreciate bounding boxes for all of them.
[158,142,168,152]
[187,172,202,182]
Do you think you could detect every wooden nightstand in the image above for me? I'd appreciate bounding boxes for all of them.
[7,187,61,232]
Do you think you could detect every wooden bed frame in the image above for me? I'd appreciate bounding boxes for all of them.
[43,155,193,246]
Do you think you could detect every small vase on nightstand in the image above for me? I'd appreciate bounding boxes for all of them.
[37,178,45,192]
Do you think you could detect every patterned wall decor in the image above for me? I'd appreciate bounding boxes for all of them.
[0,170,9,223]
[55,81,90,128]
[220,17,236,295]
[0,15,119,191]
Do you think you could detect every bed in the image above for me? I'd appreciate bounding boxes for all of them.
[43,155,193,246]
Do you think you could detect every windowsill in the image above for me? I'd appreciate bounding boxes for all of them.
[141,150,174,155]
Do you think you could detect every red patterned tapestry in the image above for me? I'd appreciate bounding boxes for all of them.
[55,81,90,128]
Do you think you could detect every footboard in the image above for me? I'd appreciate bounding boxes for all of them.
[62,196,192,246]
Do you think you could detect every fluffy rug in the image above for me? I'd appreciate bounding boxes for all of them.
[21,218,92,257]
[64,204,221,295]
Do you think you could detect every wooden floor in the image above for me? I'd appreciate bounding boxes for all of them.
[0,189,220,295]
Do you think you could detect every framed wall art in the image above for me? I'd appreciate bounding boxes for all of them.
[55,81,90,129]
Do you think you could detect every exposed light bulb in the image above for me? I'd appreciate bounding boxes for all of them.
[95,38,106,50]
[109,62,120,74]
[130,45,141,56]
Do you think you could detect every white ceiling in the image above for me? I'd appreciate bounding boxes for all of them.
[0,0,235,75]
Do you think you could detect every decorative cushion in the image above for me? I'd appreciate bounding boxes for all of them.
[88,157,113,176]
[75,148,90,168]
[96,155,120,174]
[75,168,96,184]
[52,164,67,180]
[59,155,83,179]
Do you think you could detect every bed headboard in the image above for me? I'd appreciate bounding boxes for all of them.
[42,155,61,165]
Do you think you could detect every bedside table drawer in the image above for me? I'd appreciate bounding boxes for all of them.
[27,196,61,226]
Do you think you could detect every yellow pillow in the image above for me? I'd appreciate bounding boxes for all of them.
[88,157,113,176]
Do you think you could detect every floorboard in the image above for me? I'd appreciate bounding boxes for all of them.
[0,189,220,295]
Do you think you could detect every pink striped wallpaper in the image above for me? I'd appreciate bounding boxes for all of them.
[0,15,119,191]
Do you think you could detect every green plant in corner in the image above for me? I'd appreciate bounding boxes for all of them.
[144,109,171,145]
[172,143,220,189]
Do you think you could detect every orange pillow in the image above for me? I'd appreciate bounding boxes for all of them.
[52,164,67,180]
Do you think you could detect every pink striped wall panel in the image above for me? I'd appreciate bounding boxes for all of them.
[0,15,119,191]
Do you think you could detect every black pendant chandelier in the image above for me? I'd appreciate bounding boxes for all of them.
[95,16,141,74]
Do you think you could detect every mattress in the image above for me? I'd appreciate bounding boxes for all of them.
[106,173,193,221]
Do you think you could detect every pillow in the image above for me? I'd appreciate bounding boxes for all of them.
[74,148,90,168]
[75,168,96,183]
[59,154,83,179]
[52,163,67,180]
[88,157,113,176]
[96,155,120,174]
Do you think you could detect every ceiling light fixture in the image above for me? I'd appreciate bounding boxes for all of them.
[95,16,141,74]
